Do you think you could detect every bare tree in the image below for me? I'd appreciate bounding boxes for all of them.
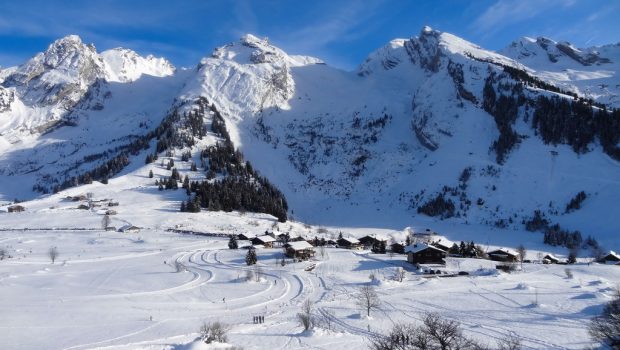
[48,247,58,264]
[369,313,521,350]
[0,248,6,260]
[319,245,327,259]
[101,214,111,230]
[200,321,229,344]
[496,332,523,350]
[516,244,526,269]
[255,267,262,282]
[356,285,381,317]
[246,269,255,282]
[589,289,620,349]
[297,299,314,331]
[394,267,406,282]
[174,260,185,273]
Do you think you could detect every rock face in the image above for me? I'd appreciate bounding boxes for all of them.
[3,35,106,108]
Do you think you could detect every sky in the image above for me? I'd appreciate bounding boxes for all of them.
[0,0,618,70]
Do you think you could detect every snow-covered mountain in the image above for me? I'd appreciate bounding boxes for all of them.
[0,35,174,139]
[101,47,175,83]
[1,27,619,248]
[501,36,620,106]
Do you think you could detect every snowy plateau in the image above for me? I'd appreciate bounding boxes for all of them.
[0,27,619,349]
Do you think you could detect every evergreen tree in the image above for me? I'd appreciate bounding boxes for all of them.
[180,201,186,212]
[228,235,238,249]
[245,249,257,265]
[149,170,153,178]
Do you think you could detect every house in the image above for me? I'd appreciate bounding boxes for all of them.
[542,254,560,264]
[337,237,362,250]
[119,225,141,233]
[7,205,25,213]
[405,243,446,264]
[251,235,276,248]
[598,251,620,265]
[284,241,315,260]
[488,248,519,262]
[237,233,252,241]
[359,235,388,249]
[290,236,307,242]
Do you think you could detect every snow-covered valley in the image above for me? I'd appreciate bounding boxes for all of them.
[1,26,620,349]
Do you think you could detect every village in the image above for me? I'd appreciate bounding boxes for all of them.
[231,227,620,275]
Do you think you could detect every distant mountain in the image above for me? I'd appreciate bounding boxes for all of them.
[1,27,619,247]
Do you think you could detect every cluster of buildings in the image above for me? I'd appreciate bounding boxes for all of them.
[236,229,620,268]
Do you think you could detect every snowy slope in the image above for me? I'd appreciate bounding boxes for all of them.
[1,28,619,248]
[101,48,175,82]
[175,28,620,247]
[501,37,620,107]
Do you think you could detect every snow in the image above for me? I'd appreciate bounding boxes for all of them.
[0,28,620,349]
[404,242,445,254]
[285,241,314,250]
[101,48,175,83]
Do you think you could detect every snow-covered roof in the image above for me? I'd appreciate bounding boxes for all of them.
[488,248,518,257]
[605,251,620,260]
[543,253,560,261]
[432,238,454,248]
[405,243,445,254]
[360,234,389,241]
[285,241,314,250]
[339,237,360,244]
[254,235,275,243]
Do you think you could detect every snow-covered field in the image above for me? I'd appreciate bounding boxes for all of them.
[1,220,618,349]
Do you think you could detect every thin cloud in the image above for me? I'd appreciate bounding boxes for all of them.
[471,0,575,35]
[272,0,385,67]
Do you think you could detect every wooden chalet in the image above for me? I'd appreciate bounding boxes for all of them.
[284,241,315,260]
[251,235,276,248]
[405,243,446,264]
[119,225,141,233]
[598,251,620,265]
[237,233,252,241]
[488,248,519,262]
[337,237,362,250]
[542,254,560,264]
[359,235,388,249]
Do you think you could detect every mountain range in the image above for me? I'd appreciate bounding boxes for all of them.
[1,27,619,247]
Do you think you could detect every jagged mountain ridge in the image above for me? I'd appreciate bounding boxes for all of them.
[1,28,619,246]
[0,35,174,139]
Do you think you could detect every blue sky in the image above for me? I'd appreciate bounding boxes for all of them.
[0,0,618,70]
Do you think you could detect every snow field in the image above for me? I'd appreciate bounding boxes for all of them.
[1,226,618,350]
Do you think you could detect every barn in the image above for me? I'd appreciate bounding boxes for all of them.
[405,243,447,264]
[337,237,361,250]
[284,241,315,260]
[251,235,276,248]
[488,248,519,262]
[598,251,620,265]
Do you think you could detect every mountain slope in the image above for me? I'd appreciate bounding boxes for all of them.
[1,28,619,248]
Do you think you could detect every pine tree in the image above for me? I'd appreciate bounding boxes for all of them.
[180,201,186,212]
[149,170,153,178]
[245,249,257,265]
[228,235,238,249]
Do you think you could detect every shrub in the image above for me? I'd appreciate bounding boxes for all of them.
[200,321,228,344]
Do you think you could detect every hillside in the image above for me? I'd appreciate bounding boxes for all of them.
[1,27,619,248]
